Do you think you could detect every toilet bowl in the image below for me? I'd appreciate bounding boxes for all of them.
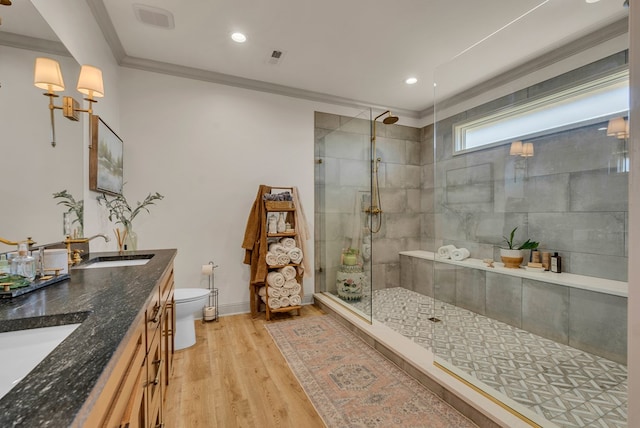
[174,288,210,350]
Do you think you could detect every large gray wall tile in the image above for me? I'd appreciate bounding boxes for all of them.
[434,263,456,304]
[569,289,627,364]
[485,272,522,328]
[455,267,486,315]
[528,212,626,256]
[495,173,570,213]
[570,169,628,212]
[522,279,569,344]
[414,259,434,297]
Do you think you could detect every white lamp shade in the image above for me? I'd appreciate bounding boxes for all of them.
[607,117,627,138]
[77,65,104,98]
[34,57,65,92]
[509,141,523,156]
[521,142,534,157]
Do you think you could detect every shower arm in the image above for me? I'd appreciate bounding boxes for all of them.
[369,111,391,213]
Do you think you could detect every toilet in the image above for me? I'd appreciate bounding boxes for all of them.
[174,288,210,350]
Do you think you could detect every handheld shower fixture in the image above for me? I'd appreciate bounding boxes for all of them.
[366,110,399,233]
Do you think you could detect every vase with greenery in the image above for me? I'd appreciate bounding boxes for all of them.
[53,190,84,238]
[97,191,164,251]
[342,247,359,266]
[500,227,539,268]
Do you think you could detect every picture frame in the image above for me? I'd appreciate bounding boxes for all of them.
[89,115,123,196]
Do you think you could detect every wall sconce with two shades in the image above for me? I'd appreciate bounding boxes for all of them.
[509,141,534,157]
[34,57,104,147]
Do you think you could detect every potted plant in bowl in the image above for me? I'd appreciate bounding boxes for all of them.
[500,227,539,268]
[341,247,359,266]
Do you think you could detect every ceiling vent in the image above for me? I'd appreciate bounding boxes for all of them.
[133,4,175,29]
[267,50,285,65]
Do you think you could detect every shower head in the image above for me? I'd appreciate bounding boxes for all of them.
[374,110,399,125]
[383,114,399,125]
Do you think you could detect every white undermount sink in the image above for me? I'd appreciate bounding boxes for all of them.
[74,254,154,269]
[81,259,151,268]
[0,323,81,400]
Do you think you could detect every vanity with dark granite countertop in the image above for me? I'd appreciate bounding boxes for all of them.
[0,248,177,427]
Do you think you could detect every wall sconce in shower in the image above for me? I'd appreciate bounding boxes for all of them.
[34,57,104,147]
[606,116,629,139]
[509,141,534,157]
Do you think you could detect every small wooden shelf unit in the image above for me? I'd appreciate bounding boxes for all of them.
[250,188,303,320]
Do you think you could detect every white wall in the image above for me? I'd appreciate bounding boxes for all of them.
[118,67,363,313]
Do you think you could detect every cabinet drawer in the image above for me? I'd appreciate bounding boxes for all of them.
[146,326,163,427]
[159,267,174,304]
[145,291,162,349]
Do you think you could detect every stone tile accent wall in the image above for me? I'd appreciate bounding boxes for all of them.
[430,52,629,281]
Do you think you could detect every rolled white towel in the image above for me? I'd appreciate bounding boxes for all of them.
[269,243,287,254]
[283,278,297,289]
[289,294,301,306]
[258,286,267,297]
[437,245,457,259]
[267,271,285,288]
[291,283,301,295]
[451,248,470,261]
[280,296,291,307]
[280,265,297,280]
[276,253,291,266]
[269,287,281,298]
[266,252,278,266]
[288,247,303,264]
[280,237,296,249]
[268,297,282,309]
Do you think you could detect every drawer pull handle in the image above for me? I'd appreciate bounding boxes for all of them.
[150,304,161,323]
[148,359,163,386]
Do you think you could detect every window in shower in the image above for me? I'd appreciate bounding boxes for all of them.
[453,69,629,154]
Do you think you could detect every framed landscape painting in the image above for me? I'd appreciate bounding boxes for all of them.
[89,115,123,196]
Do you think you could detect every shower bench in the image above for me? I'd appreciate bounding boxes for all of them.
[399,250,628,364]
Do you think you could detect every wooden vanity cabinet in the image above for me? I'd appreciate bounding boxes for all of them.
[84,263,175,428]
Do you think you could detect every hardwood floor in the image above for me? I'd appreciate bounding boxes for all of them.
[164,305,326,427]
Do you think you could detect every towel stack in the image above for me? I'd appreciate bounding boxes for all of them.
[261,263,303,309]
[265,237,304,266]
[437,244,470,261]
[259,280,302,308]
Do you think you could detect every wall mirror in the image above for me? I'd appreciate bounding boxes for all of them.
[0,2,84,249]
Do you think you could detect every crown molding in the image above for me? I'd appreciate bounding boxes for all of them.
[0,31,69,57]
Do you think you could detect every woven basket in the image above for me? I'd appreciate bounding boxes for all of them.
[265,200,294,210]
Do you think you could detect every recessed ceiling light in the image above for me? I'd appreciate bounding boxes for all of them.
[585,0,600,3]
[405,77,418,85]
[231,32,247,43]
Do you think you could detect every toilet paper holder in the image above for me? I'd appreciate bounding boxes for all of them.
[203,261,219,322]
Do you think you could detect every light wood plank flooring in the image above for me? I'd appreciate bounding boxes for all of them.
[164,305,326,428]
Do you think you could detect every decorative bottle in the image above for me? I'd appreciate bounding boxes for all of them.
[10,243,36,280]
[550,252,562,273]
[277,212,286,233]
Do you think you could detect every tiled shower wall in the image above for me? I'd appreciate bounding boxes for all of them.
[314,112,421,292]
[431,51,629,281]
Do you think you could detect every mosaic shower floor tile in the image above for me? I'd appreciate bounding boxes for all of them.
[343,287,627,428]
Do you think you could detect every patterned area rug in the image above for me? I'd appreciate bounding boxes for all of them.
[265,315,476,428]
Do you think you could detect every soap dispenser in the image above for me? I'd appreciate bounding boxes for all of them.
[10,243,36,280]
[0,254,9,274]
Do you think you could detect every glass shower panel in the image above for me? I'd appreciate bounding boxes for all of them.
[432,2,628,426]
[314,109,373,323]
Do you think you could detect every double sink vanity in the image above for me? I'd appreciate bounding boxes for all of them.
[0,248,177,427]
